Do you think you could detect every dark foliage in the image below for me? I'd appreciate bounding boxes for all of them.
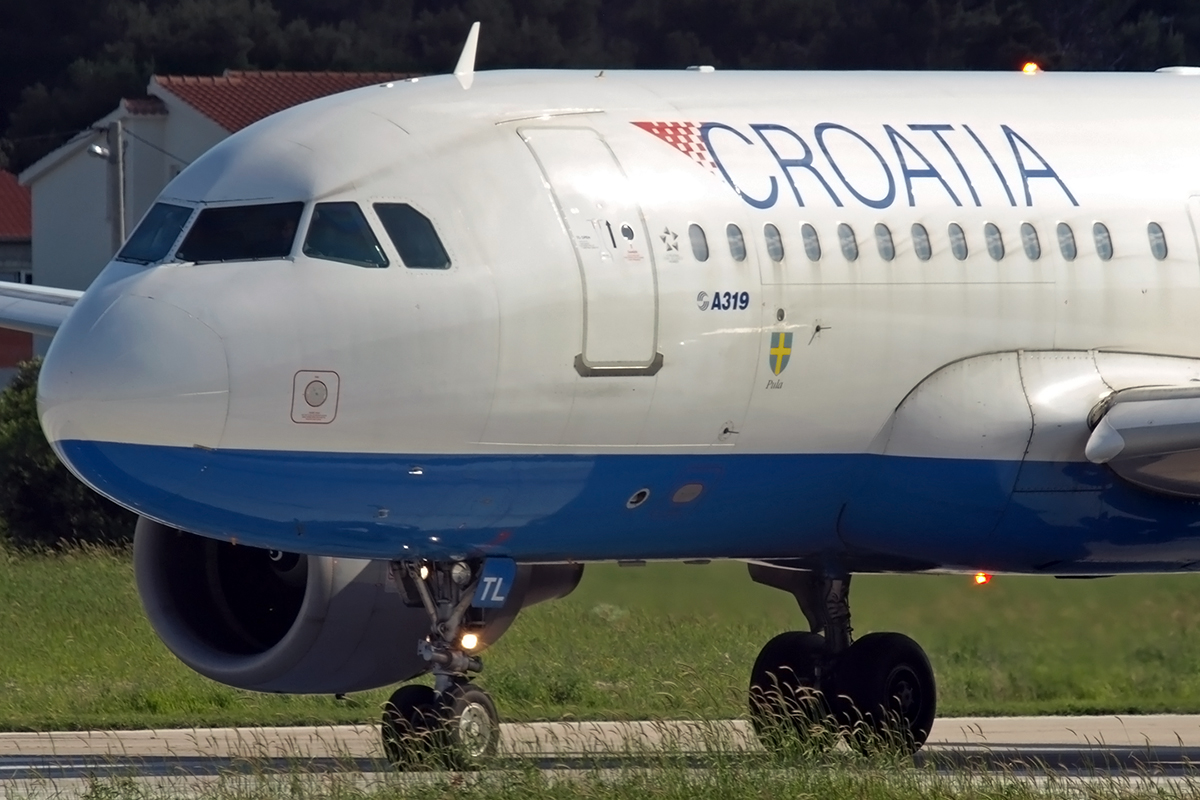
[0,359,136,550]
[0,0,1196,171]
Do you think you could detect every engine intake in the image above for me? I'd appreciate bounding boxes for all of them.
[134,518,582,693]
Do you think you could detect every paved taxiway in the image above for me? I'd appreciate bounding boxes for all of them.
[2,716,1200,797]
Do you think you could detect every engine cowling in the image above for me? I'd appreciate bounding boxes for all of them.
[133,518,582,693]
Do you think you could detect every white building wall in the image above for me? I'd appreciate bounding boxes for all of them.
[25,90,231,296]
[123,115,168,231]
[30,145,112,291]
[156,94,228,183]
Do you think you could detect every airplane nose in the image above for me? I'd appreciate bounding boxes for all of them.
[38,294,229,456]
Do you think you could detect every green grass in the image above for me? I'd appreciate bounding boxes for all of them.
[5,545,1200,730]
[52,759,1200,800]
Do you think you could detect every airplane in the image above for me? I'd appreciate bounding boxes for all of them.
[8,21,1200,764]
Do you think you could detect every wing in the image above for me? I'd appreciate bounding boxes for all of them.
[0,283,82,337]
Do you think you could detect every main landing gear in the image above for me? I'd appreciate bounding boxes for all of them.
[381,560,500,769]
[747,566,936,754]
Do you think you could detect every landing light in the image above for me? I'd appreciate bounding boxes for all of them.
[1022,62,1041,75]
[974,572,992,585]
[461,633,480,650]
[419,564,430,580]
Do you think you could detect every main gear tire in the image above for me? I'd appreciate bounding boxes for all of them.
[830,632,936,754]
[748,631,834,752]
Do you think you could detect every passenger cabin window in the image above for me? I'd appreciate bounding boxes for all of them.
[176,202,303,263]
[689,224,709,261]
[801,223,821,261]
[1093,222,1113,261]
[1148,222,1168,260]
[948,223,968,261]
[838,223,858,261]
[117,203,193,264]
[374,203,451,269]
[1020,223,1041,260]
[984,223,1004,261]
[303,202,388,268]
[911,223,932,261]
[764,224,784,262]
[726,224,747,262]
[875,223,895,261]
[1057,223,1077,261]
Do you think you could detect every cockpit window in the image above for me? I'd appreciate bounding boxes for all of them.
[303,202,389,268]
[117,203,193,264]
[176,202,303,263]
[374,203,451,269]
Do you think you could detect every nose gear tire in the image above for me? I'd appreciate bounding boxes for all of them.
[381,681,500,770]
[381,684,441,769]
[439,682,501,766]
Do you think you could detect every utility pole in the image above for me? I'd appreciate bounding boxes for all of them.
[107,120,126,251]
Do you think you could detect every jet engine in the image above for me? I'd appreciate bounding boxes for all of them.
[133,518,582,693]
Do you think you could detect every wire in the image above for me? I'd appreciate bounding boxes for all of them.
[117,127,194,166]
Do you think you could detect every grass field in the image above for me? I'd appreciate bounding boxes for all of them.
[5,545,1200,730]
[60,763,1200,800]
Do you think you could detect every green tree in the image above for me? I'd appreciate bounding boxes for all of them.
[2,0,1198,173]
[0,359,135,550]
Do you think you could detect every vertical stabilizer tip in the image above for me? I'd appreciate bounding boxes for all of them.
[454,22,481,90]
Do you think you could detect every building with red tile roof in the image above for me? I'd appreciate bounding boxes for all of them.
[153,71,411,133]
[0,170,34,370]
[0,170,31,243]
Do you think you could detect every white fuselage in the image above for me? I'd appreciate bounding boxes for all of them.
[34,69,1200,572]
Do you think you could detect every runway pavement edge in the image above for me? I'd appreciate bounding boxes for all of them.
[3,715,1200,760]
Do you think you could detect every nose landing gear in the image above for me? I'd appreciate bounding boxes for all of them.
[747,567,936,754]
[381,560,501,769]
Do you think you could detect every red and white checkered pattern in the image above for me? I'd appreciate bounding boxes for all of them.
[632,121,718,173]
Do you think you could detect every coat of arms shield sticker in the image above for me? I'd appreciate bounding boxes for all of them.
[768,332,792,376]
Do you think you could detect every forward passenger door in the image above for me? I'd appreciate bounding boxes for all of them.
[521,127,661,375]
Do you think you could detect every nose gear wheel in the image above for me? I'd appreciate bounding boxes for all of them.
[381,559,502,770]
[382,681,500,770]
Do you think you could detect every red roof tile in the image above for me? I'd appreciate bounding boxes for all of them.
[0,171,31,242]
[153,70,413,132]
[122,97,167,116]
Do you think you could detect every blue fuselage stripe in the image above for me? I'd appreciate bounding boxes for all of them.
[56,440,1200,573]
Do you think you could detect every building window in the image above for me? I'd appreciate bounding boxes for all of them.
[911,223,932,261]
[948,223,968,261]
[764,223,785,262]
[1093,222,1113,261]
[688,224,709,262]
[984,223,1004,261]
[801,223,821,261]
[1057,222,1077,261]
[838,223,858,261]
[374,203,451,269]
[875,223,895,261]
[1020,223,1041,260]
[1148,222,1168,260]
[727,224,747,262]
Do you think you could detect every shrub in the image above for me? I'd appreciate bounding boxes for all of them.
[0,358,135,550]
